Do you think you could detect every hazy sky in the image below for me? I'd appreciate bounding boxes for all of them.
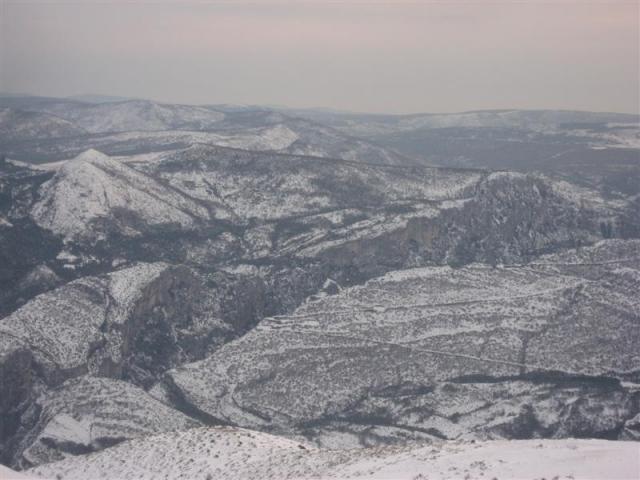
[1,1,638,114]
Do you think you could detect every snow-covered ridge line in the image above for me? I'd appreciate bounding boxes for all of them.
[30,149,210,240]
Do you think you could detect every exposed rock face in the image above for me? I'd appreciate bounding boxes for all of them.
[164,240,640,447]
[304,172,605,278]
[13,377,200,469]
[0,262,267,466]
[0,163,62,316]
[2,263,179,382]
[0,350,34,460]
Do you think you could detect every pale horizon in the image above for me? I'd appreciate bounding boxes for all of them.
[3,90,640,117]
[1,1,638,115]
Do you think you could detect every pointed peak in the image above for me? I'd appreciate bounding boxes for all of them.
[58,149,112,175]
[73,148,109,163]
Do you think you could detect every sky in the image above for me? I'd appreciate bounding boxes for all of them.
[1,0,638,114]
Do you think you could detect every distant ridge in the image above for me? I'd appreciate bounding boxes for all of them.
[66,94,135,104]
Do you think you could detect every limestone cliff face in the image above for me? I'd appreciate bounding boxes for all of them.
[313,173,603,279]
[13,377,201,469]
[0,263,268,467]
[0,164,62,316]
[0,349,35,460]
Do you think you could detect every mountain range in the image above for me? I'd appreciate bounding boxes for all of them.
[0,94,638,478]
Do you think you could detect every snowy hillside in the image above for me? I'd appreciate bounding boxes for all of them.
[29,99,226,133]
[24,146,622,261]
[18,377,200,467]
[0,262,175,372]
[31,149,209,240]
[289,108,640,196]
[0,108,86,142]
[165,240,640,446]
[299,109,640,139]
[27,426,640,480]
[0,98,409,166]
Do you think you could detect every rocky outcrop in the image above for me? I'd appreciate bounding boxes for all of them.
[13,377,200,469]
[0,163,62,316]
[0,262,267,467]
[307,172,605,276]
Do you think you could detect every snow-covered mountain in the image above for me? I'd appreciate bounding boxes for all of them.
[291,108,640,140]
[2,142,638,467]
[285,108,640,196]
[0,97,409,166]
[0,109,86,143]
[1,97,639,478]
[162,240,640,447]
[5,99,638,197]
[21,146,625,259]
[1,144,632,321]
[31,149,210,241]
[20,99,226,134]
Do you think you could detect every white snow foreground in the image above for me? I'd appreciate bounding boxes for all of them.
[26,426,640,480]
[0,465,43,480]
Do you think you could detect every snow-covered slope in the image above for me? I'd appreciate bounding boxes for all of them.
[135,144,480,221]
[0,262,175,373]
[1,98,410,166]
[301,109,640,139]
[0,260,274,467]
[291,108,640,196]
[26,426,640,480]
[0,261,245,392]
[32,99,226,133]
[165,239,640,446]
[17,377,200,468]
[3,120,410,166]
[0,108,86,142]
[0,465,44,480]
[21,146,628,284]
[31,149,209,240]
